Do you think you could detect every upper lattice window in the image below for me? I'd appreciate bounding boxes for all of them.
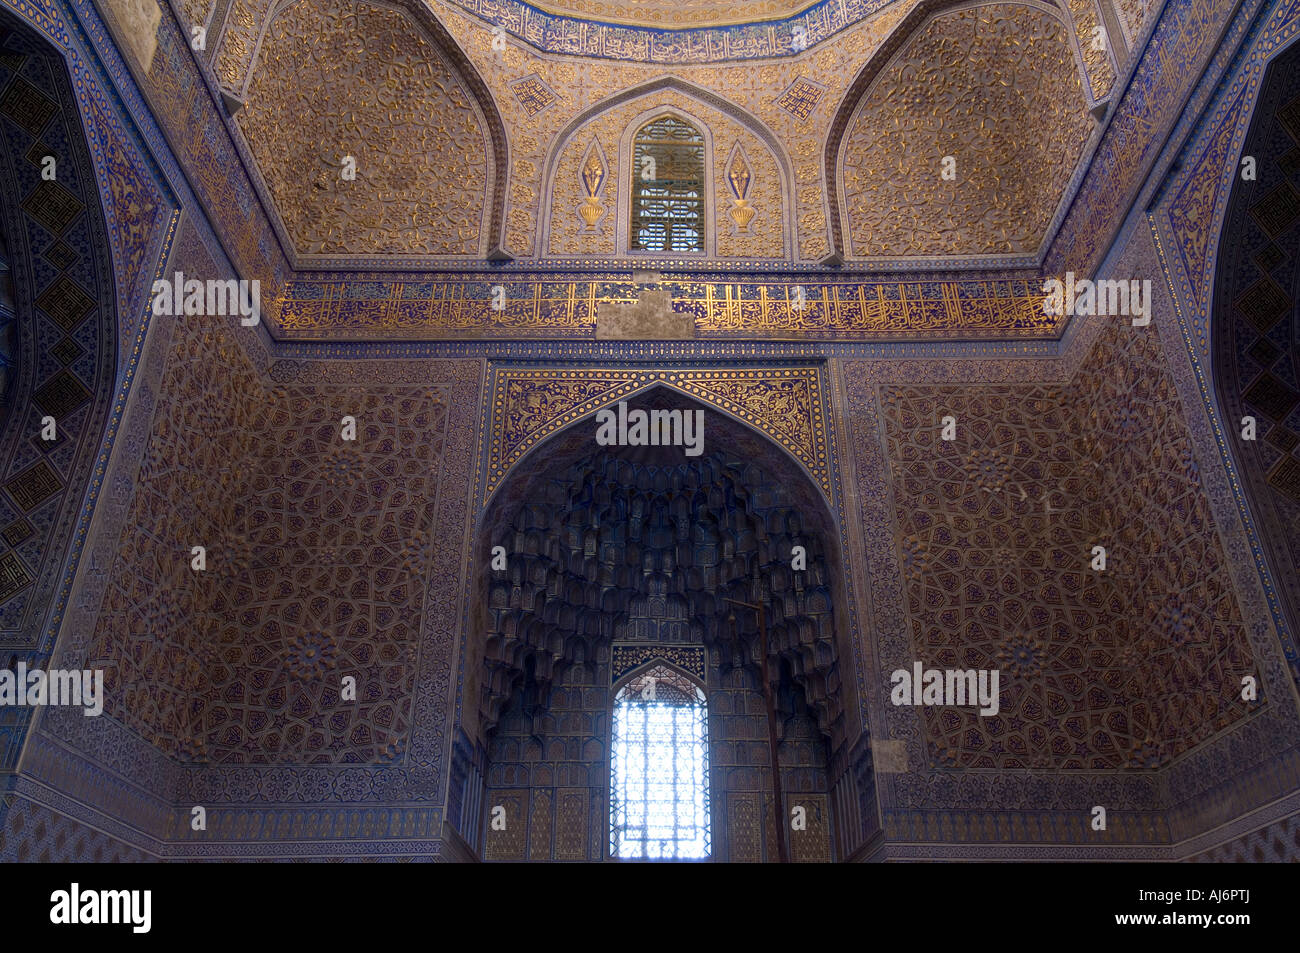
[630,116,705,253]
[610,665,710,860]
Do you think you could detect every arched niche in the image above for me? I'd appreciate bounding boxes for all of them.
[825,0,1094,262]
[236,0,509,263]
[1208,37,1300,689]
[540,78,795,261]
[447,385,876,861]
[0,10,121,764]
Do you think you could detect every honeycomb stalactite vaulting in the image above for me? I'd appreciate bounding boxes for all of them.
[473,398,847,861]
[479,439,842,749]
[237,0,493,259]
[838,4,1092,258]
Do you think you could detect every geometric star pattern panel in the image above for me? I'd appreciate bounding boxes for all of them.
[86,311,450,763]
[881,319,1258,771]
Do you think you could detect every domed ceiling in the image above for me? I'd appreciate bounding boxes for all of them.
[225,0,1110,271]
[518,0,818,28]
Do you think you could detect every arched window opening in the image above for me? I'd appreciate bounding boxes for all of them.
[610,665,709,860]
[630,116,705,253]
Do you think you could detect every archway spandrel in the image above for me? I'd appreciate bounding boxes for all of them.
[485,366,833,506]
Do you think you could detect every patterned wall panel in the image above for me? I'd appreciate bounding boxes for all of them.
[0,793,154,861]
[877,317,1256,774]
[483,789,526,859]
[86,302,456,763]
[485,661,607,862]
[1115,0,1161,46]
[879,381,1131,770]
[1186,810,1300,861]
[712,665,832,862]
[1077,319,1259,766]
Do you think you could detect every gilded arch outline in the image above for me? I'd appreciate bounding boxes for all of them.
[538,77,798,260]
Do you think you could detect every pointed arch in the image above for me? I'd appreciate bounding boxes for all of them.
[481,375,834,516]
[539,77,796,260]
[1208,37,1300,688]
[0,8,134,832]
[446,381,872,860]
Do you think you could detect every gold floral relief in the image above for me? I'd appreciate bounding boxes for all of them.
[215,0,268,90]
[549,120,619,256]
[423,0,926,260]
[715,127,781,258]
[487,367,830,505]
[180,0,212,32]
[1066,0,1117,100]
[841,5,1092,258]
[1115,0,1157,47]
[237,0,490,257]
[578,142,607,228]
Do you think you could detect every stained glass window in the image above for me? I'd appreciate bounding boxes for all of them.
[610,665,710,860]
[630,116,706,253]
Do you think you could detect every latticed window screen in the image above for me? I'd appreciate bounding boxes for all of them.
[630,116,706,253]
[610,666,710,860]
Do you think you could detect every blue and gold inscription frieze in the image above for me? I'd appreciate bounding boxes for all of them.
[278,275,1056,340]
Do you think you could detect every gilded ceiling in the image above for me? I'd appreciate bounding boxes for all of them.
[839,4,1093,258]
[238,0,497,261]
[225,0,1102,265]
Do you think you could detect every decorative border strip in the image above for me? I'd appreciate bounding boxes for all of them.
[277,276,1058,340]
[612,645,707,682]
[436,0,896,63]
[1151,222,1299,680]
